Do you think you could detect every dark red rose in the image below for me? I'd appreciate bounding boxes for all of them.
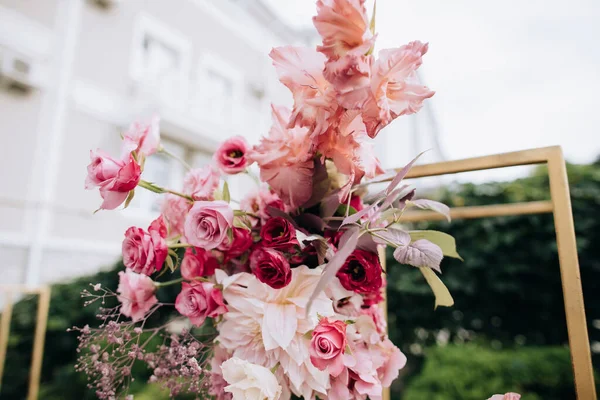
[324,229,345,249]
[260,217,298,250]
[336,249,383,294]
[250,247,292,289]
[180,247,219,280]
[350,195,364,212]
[218,227,254,260]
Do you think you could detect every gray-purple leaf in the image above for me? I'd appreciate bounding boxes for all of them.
[386,151,426,195]
[307,226,359,314]
[267,206,300,229]
[411,199,451,222]
[320,191,341,219]
[372,228,410,247]
[393,239,444,273]
[396,188,416,211]
[341,200,380,226]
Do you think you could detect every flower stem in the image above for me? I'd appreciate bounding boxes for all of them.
[169,243,191,249]
[154,277,184,288]
[138,180,194,201]
[160,147,192,171]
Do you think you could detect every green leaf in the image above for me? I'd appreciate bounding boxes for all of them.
[123,190,135,209]
[419,266,454,309]
[222,181,231,203]
[165,256,175,272]
[409,230,463,260]
[336,204,357,216]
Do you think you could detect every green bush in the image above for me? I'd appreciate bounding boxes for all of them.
[403,345,574,400]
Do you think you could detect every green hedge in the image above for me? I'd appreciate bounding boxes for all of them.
[403,345,575,400]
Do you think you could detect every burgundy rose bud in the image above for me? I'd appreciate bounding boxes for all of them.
[336,249,383,295]
[180,247,219,280]
[260,217,298,250]
[249,247,291,289]
[218,227,254,260]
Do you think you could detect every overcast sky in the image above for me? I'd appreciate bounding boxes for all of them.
[263,0,600,181]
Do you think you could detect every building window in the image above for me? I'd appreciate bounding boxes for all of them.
[130,14,191,110]
[191,53,242,128]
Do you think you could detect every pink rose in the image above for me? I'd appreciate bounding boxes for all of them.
[122,116,161,157]
[183,165,220,200]
[175,281,227,327]
[214,136,251,174]
[160,194,192,238]
[180,247,219,280]
[85,150,141,210]
[217,227,254,261]
[117,270,158,322]
[122,216,168,275]
[259,217,298,250]
[249,247,291,289]
[309,317,348,376]
[184,201,234,250]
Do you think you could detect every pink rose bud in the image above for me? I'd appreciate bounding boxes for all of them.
[183,165,221,201]
[184,201,234,250]
[117,270,158,322]
[249,247,291,289]
[175,281,227,327]
[180,247,219,280]
[122,216,168,275]
[213,136,251,174]
[85,150,141,210]
[309,317,348,377]
[122,116,161,157]
[217,227,254,261]
[160,194,192,238]
[259,217,298,250]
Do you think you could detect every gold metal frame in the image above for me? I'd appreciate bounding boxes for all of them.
[382,146,596,400]
[0,285,51,400]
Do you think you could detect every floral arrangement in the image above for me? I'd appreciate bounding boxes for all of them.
[75,1,520,399]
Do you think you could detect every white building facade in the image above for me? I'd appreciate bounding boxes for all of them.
[0,0,313,285]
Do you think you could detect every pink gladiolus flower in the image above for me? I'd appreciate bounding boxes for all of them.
[377,338,407,387]
[122,216,168,275]
[160,194,191,238]
[122,116,161,157]
[251,106,315,208]
[269,46,333,133]
[180,247,218,280]
[313,0,375,60]
[175,281,227,327]
[85,150,141,210]
[309,317,348,376]
[183,165,220,201]
[363,41,435,138]
[184,201,233,250]
[214,136,251,174]
[324,54,373,108]
[117,270,158,322]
